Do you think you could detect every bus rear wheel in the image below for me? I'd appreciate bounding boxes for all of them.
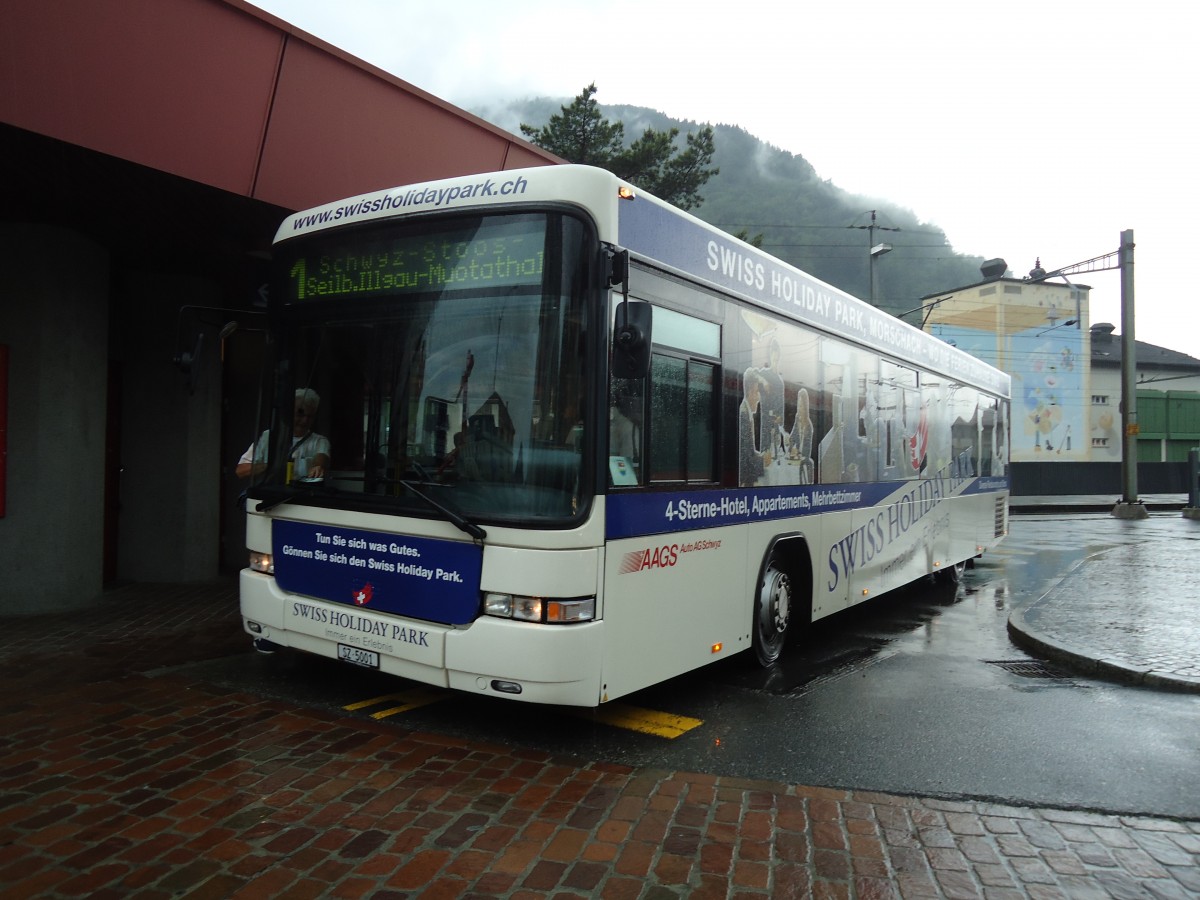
[753,561,792,667]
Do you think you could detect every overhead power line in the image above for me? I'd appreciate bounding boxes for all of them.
[713,223,953,239]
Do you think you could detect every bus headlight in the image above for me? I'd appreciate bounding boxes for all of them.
[249,551,274,575]
[483,593,594,623]
[483,592,514,617]
[512,596,544,622]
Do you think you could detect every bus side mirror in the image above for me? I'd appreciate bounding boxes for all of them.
[612,301,652,379]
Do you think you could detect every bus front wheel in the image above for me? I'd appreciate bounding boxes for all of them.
[753,561,792,667]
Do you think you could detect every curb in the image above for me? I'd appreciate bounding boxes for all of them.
[1009,500,1187,516]
[1006,557,1200,695]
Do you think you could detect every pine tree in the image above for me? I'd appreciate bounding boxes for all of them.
[521,84,718,210]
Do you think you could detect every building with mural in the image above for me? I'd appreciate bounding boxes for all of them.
[917,261,1200,494]
[918,263,1089,463]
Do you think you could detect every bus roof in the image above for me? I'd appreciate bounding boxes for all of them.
[616,185,1010,398]
[274,165,619,244]
[277,165,1010,398]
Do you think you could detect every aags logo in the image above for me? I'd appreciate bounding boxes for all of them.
[620,544,679,574]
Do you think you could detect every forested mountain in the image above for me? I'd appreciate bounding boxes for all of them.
[475,97,990,319]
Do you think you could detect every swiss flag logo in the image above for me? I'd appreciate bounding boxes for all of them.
[353,583,374,606]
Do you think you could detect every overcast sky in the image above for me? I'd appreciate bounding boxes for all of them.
[248,0,1198,358]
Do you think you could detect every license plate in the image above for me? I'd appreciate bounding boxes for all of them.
[337,644,380,669]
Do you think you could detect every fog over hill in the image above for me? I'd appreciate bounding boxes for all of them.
[475,97,991,319]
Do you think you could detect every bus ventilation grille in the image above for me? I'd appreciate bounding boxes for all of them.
[994,497,1007,538]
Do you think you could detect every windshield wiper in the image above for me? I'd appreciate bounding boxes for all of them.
[400,480,487,542]
[251,474,485,543]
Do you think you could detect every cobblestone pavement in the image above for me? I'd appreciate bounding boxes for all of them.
[2,582,1199,898]
[1008,531,1200,692]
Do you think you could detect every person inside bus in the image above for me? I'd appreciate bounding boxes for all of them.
[236,388,330,480]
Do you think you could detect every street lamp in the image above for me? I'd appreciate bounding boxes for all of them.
[1036,318,1078,336]
[870,242,892,307]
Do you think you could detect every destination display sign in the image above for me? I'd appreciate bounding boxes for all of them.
[284,217,546,303]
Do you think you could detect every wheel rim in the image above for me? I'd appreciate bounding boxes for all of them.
[755,564,791,665]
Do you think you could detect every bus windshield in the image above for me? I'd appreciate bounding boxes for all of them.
[253,211,594,525]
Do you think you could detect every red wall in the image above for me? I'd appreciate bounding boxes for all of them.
[0,0,557,210]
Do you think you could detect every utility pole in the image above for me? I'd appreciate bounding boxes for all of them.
[1025,239,1145,519]
[851,211,898,306]
[1113,229,1147,518]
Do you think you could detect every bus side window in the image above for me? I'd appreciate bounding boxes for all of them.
[609,377,644,485]
[648,354,717,484]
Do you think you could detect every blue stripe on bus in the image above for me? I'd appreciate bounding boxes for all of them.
[605,477,1008,541]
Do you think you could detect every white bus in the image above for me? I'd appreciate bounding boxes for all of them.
[239,164,1010,707]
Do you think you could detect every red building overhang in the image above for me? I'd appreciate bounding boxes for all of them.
[1,0,559,211]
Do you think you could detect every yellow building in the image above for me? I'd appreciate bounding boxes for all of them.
[916,260,1200,497]
[917,260,1090,463]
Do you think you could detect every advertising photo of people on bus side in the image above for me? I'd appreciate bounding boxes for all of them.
[733,308,1007,491]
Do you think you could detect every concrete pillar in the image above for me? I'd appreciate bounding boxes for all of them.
[0,225,109,613]
[114,271,224,582]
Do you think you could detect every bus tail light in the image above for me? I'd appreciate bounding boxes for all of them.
[249,551,274,575]
[483,593,595,623]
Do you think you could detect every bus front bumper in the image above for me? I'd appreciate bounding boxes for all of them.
[239,569,605,706]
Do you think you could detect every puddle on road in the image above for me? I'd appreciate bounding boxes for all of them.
[726,575,987,696]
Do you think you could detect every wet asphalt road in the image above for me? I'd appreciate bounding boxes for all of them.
[186,513,1200,820]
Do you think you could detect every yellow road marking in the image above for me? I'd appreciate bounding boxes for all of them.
[576,703,704,739]
[345,690,700,738]
[343,687,448,719]
[343,692,408,711]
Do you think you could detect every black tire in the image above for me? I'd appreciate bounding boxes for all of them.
[753,559,792,667]
[944,560,967,584]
